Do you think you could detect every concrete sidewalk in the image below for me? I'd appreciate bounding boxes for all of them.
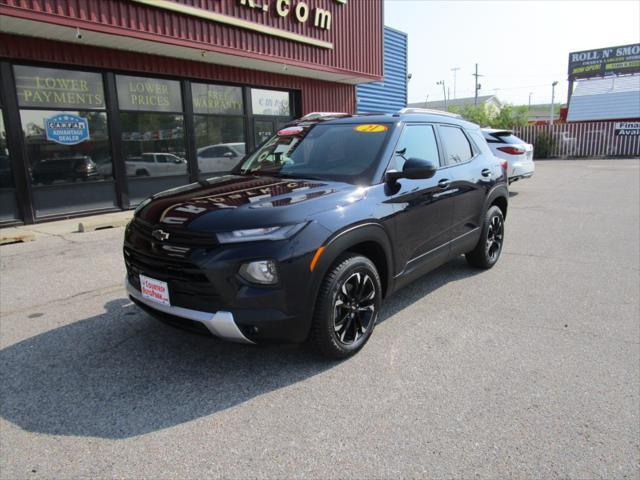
[0,210,133,245]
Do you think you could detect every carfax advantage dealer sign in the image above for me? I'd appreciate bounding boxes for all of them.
[568,43,640,80]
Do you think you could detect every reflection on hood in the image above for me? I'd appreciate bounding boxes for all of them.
[139,175,336,228]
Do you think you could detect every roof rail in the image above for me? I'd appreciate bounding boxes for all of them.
[300,112,351,121]
[394,107,462,119]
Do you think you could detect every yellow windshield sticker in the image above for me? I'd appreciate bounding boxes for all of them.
[354,124,388,133]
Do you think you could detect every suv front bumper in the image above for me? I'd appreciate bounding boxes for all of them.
[126,279,254,344]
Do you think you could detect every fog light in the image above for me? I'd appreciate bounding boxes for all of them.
[239,260,278,285]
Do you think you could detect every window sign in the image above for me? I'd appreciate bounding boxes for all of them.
[192,83,243,115]
[44,113,90,145]
[14,65,105,109]
[251,89,291,116]
[116,75,183,112]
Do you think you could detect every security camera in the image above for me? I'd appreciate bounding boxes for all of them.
[75,27,82,40]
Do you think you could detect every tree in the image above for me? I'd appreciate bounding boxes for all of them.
[448,104,529,130]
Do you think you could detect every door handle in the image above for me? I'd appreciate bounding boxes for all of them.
[438,179,450,189]
[481,168,492,177]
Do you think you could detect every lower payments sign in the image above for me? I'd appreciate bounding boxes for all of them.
[44,113,90,145]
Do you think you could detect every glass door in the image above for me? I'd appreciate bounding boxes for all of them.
[254,119,276,146]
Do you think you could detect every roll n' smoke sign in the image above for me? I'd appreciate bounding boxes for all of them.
[568,44,640,80]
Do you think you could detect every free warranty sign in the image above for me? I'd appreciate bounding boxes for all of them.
[615,122,640,136]
[44,113,90,145]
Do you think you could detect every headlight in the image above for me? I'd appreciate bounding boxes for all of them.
[216,223,307,244]
[239,260,278,285]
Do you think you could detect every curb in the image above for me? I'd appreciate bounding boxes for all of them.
[0,229,36,245]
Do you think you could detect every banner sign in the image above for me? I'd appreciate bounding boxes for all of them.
[615,122,640,136]
[192,84,243,115]
[44,113,90,145]
[116,75,183,112]
[14,65,105,109]
[568,44,640,80]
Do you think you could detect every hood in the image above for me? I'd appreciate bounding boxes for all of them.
[136,174,360,232]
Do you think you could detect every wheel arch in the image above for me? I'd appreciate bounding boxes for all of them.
[311,223,395,301]
[485,185,509,219]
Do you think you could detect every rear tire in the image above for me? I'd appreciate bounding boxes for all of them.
[465,205,505,269]
[309,253,381,359]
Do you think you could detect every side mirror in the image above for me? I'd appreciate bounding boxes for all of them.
[385,158,437,183]
[223,151,236,158]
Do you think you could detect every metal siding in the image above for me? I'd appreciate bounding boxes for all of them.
[0,33,356,114]
[0,0,383,80]
[567,75,640,122]
[356,26,407,113]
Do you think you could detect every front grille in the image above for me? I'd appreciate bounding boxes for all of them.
[125,248,222,312]
[125,218,224,312]
[131,219,218,248]
[124,247,208,283]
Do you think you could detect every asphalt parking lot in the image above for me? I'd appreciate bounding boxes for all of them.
[1,159,638,479]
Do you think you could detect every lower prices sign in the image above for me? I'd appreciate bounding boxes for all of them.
[44,113,90,145]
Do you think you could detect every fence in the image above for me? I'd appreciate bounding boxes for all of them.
[513,122,640,158]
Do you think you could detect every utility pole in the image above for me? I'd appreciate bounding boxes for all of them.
[550,81,558,125]
[451,67,460,100]
[472,63,483,106]
[436,80,447,111]
[528,92,533,111]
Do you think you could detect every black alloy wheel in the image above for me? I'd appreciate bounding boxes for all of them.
[465,205,505,269]
[333,271,377,345]
[485,214,504,263]
[310,254,381,359]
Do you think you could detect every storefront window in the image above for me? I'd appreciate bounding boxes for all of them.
[251,89,291,116]
[116,75,182,112]
[192,83,243,115]
[192,83,245,177]
[14,65,105,110]
[116,74,188,205]
[21,110,112,186]
[13,65,116,218]
[120,113,187,178]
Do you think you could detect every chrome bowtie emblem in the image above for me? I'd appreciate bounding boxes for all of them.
[152,229,170,241]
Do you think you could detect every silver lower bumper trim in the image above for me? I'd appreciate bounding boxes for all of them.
[125,279,254,344]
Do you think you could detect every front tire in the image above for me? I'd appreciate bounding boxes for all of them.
[309,254,381,359]
[465,205,505,269]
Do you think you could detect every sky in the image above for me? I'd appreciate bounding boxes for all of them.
[383,0,640,107]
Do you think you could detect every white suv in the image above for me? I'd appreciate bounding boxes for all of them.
[482,129,534,184]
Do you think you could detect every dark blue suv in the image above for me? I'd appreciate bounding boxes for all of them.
[124,109,508,358]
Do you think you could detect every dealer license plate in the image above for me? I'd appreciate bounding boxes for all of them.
[139,274,170,306]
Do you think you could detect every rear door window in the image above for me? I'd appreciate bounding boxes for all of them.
[439,126,473,165]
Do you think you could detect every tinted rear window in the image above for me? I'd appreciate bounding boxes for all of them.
[484,132,525,144]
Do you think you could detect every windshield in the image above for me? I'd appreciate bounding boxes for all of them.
[237,123,391,184]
